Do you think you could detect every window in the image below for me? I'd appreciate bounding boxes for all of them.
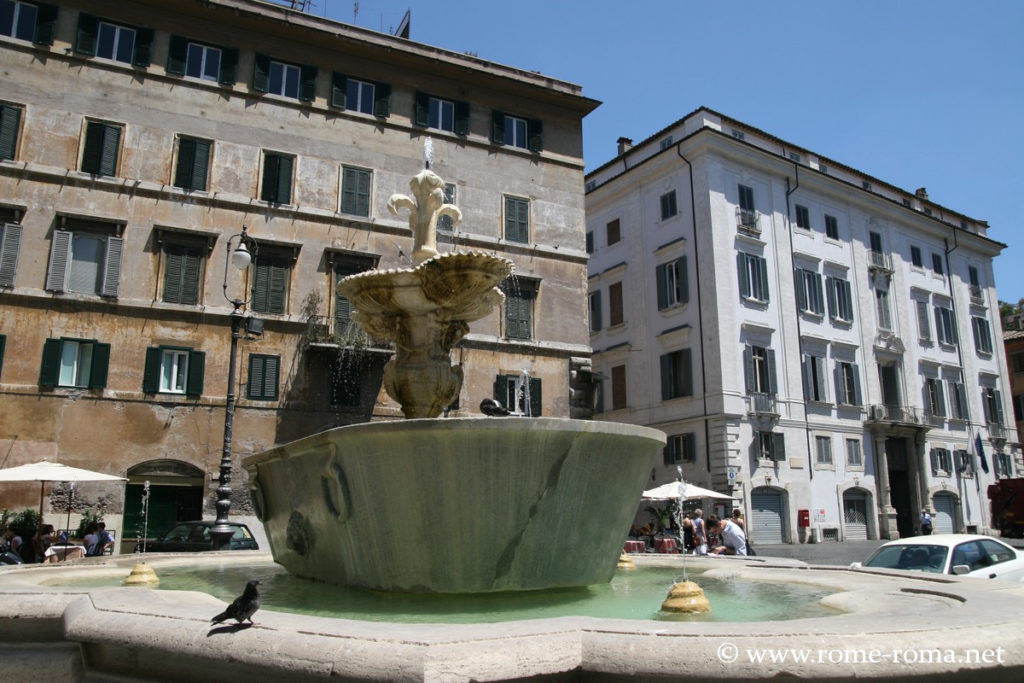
[971,316,993,354]
[414,92,470,135]
[261,152,294,204]
[660,348,693,400]
[494,373,541,416]
[930,447,952,475]
[1016,394,1024,422]
[824,214,838,239]
[932,253,944,275]
[995,453,1014,478]
[81,121,122,177]
[606,219,621,245]
[982,387,1005,426]
[910,246,922,268]
[502,277,537,341]
[0,102,21,161]
[609,281,623,326]
[925,377,946,417]
[934,305,957,346]
[656,257,688,309]
[795,205,810,230]
[847,439,863,467]
[968,265,980,286]
[166,36,238,85]
[756,432,786,461]
[732,129,745,141]
[161,242,203,305]
[331,74,391,117]
[492,111,542,151]
[0,221,22,287]
[340,166,372,216]
[826,276,853,322]
[875,286,892,330]
[738,184,755,212]
[40,338,109,389]
[862,180,872,191]
[1014,352,1024,374]
[947,380,968,420]
[45,225,123,297]
[835,361,863,406]
[585,231,593,254]
[334,254,377,338]
[437,184,456,232]
[173,137,211,192]
[956,449,973,476]
[815,435,833,465]
[75,14,152,66]
[738,252,769,303]
[659,136,674,150]
[744,345,777,395]
[246,354,279,401]
[504,196,529,243]
[611,364,626,410]
[796,268,824,315]
[660,190,678,220]
[588,291,601,332]
[802,353,827,402]
[869,231,883,253]
[251,250,291,315]
[252,54,316,101]
[1,0,57,44]
[916,300,931,342]
[663,433,696,465]
[141,346,204,396]
[789,152,801,163]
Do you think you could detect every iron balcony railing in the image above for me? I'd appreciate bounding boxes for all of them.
[736,207,760,235]
[748,392,778,416]
[989,422,1009,443]
[868,404,922,423]
[868,250,892,272]
[969,284,985,304]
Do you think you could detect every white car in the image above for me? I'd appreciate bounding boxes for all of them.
[853,534,1024,581]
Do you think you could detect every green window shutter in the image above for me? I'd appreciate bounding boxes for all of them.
[254,257,288,314]
[0,223,23,287]
[81,122,105,174]
[373,82,391,117]
[276,154,293,204]
[88,342,110,389]
[491,111,505,144]
[493,375,509,403]
[166,35,188,76]
[219,48,239,85]
[833,365,846,405]
[299,64,318,102]
[174,138,196,189]
[413,91,429,127]
[247,354,263,399]
[0,334,5,379]
[772,433,786,461]
[527,118,543,153]
[454,100,471,135]
[248,354,279,400]
[180,248,201,305]
[133,27,154,67]
[330,72,348,108]
[142,347,161,393]
[261,154,279,202]
[759,256,770,302]
[186,350,205,397]
[252,53,270,93]
[743,345,754,393]
[766,349,777,395]
[252,261,269,312]
[660,353,671,401]
[356,168,370,216]
[0,104,20,160]
[40,338,62,386]
[268,262,288,314]
[678,257,689,303]
[163,247,184,303]
[656,264,668,310]
[795,270,807,311]
[190,139,210,191]
[99,235,123,297]
[99,124,120,176]
[529,377,541,417]
[737,253,749,298]
[681,348,693,396]
[75,13,99,56]
[33,4,58,46]
[45,229,72,292]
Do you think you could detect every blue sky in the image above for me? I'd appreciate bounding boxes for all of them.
[309,0,1024,305]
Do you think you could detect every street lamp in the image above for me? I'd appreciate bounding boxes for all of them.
[211,226,258,550]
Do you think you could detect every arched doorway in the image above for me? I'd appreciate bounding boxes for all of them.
[843,489,869,540]
[750,487,786,544]
[122,460,205,551]
[933,493,957,534]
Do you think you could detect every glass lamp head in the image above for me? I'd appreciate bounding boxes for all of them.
[231,241,252,270]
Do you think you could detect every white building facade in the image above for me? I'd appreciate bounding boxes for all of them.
[586,108,1019,544]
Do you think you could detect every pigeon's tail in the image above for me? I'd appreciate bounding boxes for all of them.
[210,610,230,624]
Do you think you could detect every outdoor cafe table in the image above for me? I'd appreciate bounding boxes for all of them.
[44,544,85,563]
[654,537,679,553]
[623,540,646,553]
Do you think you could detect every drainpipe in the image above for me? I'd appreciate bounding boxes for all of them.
[675,145,711,474]
[785,167,813,483]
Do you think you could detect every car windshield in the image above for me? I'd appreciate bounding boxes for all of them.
[864,544,948,573]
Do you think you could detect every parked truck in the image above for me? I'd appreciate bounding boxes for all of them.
[989,479,1024,538]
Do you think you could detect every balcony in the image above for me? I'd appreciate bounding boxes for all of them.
[747,392,778,416]
[736,207,760,236]
[304,315,393,353]
[989,422,1009,446]
[868,404,922,424]
[867,250,892,273]
[969,284,985,304]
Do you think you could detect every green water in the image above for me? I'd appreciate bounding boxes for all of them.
[53,561,835,624]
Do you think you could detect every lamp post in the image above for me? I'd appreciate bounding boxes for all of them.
[211,226,258,550]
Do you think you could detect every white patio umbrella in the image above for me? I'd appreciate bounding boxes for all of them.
[642,480,734,501]
[0,461,127,530]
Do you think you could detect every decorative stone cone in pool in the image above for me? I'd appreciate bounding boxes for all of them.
[244,168,666,593]
[661,580,711,613]
[123,563,159,586]
[617,553,636,570]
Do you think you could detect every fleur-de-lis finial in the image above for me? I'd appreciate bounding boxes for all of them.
[387,169,462,265]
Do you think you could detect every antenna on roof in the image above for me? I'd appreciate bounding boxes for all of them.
[353,1,359,23]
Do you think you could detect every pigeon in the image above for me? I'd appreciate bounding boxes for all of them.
[480,398,510,416]
[211,579,261,625]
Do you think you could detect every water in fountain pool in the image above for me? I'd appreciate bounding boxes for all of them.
[51,561,836,624]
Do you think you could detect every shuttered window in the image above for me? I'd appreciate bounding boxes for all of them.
[656,257,688,309]
[45,229,123,297]
[609,282,623,326]
[174,137,211,191]
[802,354,827,402]
[826,276,853,322]
[251,252,290,315]
[660,349,693,400]
[75,14,150,66]
[334,255,377,337]
[168,36,238,85]
[493,374,542,416]
[261,152,294,204]
[2,1,57,44]
[504,196,529,243]
[142,346,204,396]
[738,252,769,302]
[414,92,470,134]
[340,166,372,216]
[39,337,109,389]
[331,73,391,117]
[162,243,202,305]
[81,121,122,177]
[611,364,626,410]
[503,278,537,341]
[252,55,316,101]
[0,222,22,287]
[588,291,601,332]
[246,354,279,401]
[0,103,21,161]
[664,433,696,465]
[491,111,542,152]
[834,362,863,406]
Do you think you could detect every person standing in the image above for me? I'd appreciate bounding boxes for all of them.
[920,510,933,536]
[692,509,707,555]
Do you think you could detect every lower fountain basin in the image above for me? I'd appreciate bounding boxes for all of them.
[243,418,665,593]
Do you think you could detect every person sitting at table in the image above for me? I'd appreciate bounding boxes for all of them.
[32,524,56,563]
[85,522,113,556]
[2,528,23,560]
[706,514,747,556]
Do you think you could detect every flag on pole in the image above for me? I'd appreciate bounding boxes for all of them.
[975,433,990,474]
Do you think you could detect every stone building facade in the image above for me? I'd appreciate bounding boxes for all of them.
[0,0,597,549]
[586,107,1019,543]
